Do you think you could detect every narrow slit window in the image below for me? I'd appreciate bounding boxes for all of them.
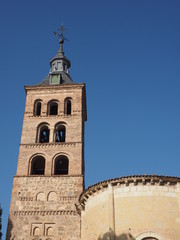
[67,99,71,115]
[64,98,72,115]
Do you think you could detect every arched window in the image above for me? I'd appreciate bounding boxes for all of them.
[48,100,58,116]
[54,155,69,175]
[34,100,42,116]
[36,123,50,143]
[64,98,72,115]
[31,156,45,175]
[55,124,66,142]
[39,126,49,143]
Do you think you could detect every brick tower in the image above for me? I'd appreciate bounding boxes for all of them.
[6,28,87,240]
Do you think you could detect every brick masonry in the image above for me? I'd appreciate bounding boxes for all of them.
[6,83,87,240]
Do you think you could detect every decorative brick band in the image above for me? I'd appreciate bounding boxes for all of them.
[14,210,77,216]
[19,196,78,202]
[20,197,34,201]
[21,142,81,149]
[59,196,78,203]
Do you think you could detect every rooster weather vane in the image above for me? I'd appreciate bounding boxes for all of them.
[53,23,69,44]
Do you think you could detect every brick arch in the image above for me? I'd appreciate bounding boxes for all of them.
[52,153,69,175]
[64,97,73,115]
[136,231,167,240]
[54,121,67,129]
[28,153,46,175]
[54,121,67,142]
[47,99,59,116]
[33,99,42,116]
[36,122,50,143]
[51,152,70,175]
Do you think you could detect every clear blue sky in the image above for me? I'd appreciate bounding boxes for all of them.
[0,0,180,238]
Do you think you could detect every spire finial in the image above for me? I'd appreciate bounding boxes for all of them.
[53,23,69,54]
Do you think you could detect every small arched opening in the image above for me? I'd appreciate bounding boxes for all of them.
[34,100,42,116]
[48,100,58,116]
[31,156,45,175]
[39,126,49,143]
[54,124,66,142]
[64,98,72,115]
[54,155,69,175]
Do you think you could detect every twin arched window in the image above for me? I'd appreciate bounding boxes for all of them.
[30,155,69,176]
[37,123,66,143]
[33,98,72,116]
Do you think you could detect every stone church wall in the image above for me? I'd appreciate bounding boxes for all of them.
[80,177,180,240]
[7,176,83,240]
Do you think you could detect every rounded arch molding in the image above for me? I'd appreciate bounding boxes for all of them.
[136,231,167,240]
[54,121,67,127]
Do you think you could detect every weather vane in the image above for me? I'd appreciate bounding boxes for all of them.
[54,23,69,43]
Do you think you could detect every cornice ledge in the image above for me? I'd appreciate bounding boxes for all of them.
[25,83,86,92]
[79,174,180,208]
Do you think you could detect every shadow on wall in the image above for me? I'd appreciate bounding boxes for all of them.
[6,218,14,240]
[98,229,135,240]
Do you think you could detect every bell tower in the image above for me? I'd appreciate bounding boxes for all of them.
[6,26,87,240]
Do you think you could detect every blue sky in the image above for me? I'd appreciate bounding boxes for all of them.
[0,0,180,238]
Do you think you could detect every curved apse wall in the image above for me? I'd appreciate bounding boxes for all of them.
[79,175,180,240]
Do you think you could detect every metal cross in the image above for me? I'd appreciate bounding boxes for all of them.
[54,23,69,42]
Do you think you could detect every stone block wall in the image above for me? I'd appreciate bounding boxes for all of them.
[80,176,180,240]
[7,176,83,240]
